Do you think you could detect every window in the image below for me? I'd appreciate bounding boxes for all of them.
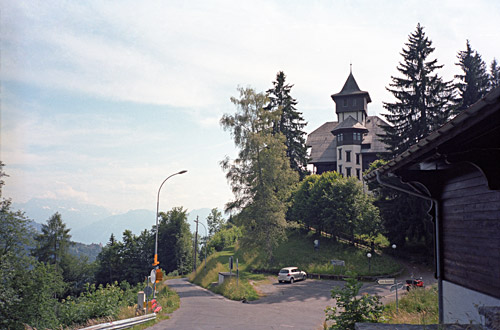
[346,167,351,177]
[354,132,361,141]
[338,148,342,160]
[353,98,357,106]
[356,153,360,165]
[338,164,342,174]
[356,168,360,179]
[338,133,343,143]
[346,150,351,162]
[343,99,348,107]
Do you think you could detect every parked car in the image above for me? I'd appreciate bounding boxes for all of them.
[278,267,307,283]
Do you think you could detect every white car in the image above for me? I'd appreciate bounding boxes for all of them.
[278,267,307,283]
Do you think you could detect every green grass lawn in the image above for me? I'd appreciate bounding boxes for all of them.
[189,229,402,301]
[249,230,402,276]
[382,285,438,325]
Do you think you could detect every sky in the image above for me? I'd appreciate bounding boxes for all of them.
[2,0,500,217]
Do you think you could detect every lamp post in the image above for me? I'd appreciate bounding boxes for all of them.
[153,170,187,268]
[367,252,372,274]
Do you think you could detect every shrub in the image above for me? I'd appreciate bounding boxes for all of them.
[208,226,242,252]
[325,272,383,330]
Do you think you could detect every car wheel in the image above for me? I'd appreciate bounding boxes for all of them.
[303,274,306,280]
[278,280,282,283]
[290,278,294,284]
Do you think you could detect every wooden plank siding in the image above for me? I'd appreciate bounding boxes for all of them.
[439,165,500,299]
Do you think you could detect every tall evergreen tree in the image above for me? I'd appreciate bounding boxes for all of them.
[221,87,299,261]
[490,58,500,89]
[380,23,454,157]
[266,71,309,179]
[453,40,490,114]
[33,212,73,269]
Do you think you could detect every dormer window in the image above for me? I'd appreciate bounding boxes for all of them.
[338,133,343,142]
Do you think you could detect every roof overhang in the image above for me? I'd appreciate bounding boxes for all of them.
[364,86,500,185]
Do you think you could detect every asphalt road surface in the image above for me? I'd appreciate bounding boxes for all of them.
[148,277,337,329]
[149,263,435,329]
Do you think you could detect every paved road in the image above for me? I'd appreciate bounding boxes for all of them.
[149,262,436,329]
[148,277,338,329]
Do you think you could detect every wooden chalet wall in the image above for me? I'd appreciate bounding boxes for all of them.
[439,163,500,299]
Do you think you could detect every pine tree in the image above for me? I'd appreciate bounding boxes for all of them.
[33,212,73,269]
[490,58,500,89]
[380,23,454,157]
[266,71,309,179]
[453,40,490,114]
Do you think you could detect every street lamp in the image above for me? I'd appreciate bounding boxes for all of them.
[367,252,372,274]
[153,170,187,267]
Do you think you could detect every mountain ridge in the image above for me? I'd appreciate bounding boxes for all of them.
[14,198,213,244]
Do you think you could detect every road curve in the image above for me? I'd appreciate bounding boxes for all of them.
[148,277,336,329]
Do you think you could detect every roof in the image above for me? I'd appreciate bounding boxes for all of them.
[364,86,500,181]
[307,116,390,164]
[331,116,368,134]
[361,116,391,154]
[306,122,338,164]
[331,72,372,103]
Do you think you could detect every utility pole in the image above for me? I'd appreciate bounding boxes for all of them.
[193,216,199,272]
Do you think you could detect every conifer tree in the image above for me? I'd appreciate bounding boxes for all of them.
[453,40,490,114]
[490,58,500,89]
[266,71,309,179]
[380,23,454,157]
[33,212,73,269]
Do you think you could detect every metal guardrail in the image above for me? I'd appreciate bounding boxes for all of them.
[80,313,156,330]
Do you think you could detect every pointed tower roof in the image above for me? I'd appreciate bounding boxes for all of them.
[331,116,368,134]
[331,72,371,102]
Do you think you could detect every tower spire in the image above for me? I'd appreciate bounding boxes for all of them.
[350,62,352,74]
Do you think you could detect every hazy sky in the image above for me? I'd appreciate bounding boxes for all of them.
[2,0,499,215]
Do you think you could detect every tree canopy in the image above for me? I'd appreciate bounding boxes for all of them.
[381,23,454,157]
[33,212,73,269]
[221,86,299,261]
[453,40,490,114]
[266,71,309,179]
[289,172,381,244]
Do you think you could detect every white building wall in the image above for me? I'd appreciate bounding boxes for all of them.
[443,280,500,324]
[337,144,362,177]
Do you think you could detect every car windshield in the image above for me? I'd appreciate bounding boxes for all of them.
[279,269,289,273]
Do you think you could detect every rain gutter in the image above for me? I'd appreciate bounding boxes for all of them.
[375,170,443,324]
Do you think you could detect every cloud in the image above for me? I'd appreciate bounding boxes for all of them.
[2,0,500,216]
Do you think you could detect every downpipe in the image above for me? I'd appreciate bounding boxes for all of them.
[375,170,443,324]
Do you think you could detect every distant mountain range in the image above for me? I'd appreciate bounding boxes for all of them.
[13,198,212,245]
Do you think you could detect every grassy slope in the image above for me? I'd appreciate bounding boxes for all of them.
[249,230,401,276]
[189,229,402,301]
[382,285,439,324]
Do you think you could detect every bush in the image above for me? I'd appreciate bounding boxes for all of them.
[57,281,142,327]
[208,226,242,252]
[325,272,383,330]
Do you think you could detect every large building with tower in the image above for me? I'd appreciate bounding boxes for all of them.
[306,71,389,177]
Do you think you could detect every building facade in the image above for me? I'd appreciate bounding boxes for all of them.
[364,86,500,325]
[306,71,389,177]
